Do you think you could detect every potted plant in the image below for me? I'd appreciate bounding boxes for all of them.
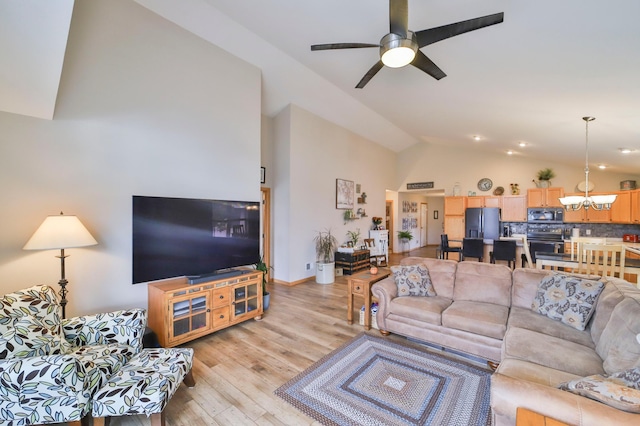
[397,230,413,253]
[535,168,556,188]
[346,228,361,248]
[253,254,272,310]
[314,229,339,284]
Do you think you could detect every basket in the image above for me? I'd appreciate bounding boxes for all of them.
[620,180,637,190]
[359,303,379,329]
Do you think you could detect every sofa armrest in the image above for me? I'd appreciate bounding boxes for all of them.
[62,308,147,353]
[491,372,640,426]
[0,354,89,423]
[372,278,397,331]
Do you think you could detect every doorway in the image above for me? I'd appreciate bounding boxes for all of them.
[386,200,394,252]
[260,187,271,282]
[420,203,428,247]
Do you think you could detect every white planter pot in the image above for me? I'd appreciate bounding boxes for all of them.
[316,262,335,284]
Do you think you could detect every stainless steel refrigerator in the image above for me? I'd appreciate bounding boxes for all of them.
[465,207,501,240]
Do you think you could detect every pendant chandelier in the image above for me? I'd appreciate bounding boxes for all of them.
[558,117,617,211]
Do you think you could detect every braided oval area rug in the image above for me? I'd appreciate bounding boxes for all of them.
[275,333,492,426]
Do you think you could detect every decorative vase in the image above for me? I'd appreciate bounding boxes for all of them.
[370,266,379,275]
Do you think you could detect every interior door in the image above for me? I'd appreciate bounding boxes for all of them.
[420,203,428,247]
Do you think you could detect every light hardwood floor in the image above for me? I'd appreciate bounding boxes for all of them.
[117,246,439,426]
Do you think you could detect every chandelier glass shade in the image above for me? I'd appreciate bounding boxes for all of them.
[558,117,617,211]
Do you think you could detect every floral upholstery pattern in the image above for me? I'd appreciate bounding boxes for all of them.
[559,367,640,413]
[92,348,194,418]
[0,286,72,359]
[531,274,605,331]
[391,264,437,297]
[0,354,88,425]
[0,285,147,425]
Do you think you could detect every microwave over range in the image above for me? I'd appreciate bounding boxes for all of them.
[527,207,564,223]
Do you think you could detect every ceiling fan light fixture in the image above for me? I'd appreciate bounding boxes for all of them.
[380,32,417,68]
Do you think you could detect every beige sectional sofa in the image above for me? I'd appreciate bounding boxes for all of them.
[371,257,640,425]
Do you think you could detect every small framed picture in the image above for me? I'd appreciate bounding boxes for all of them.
[433,210,439,220]
[336,178,355,209]
[260,167,266,184]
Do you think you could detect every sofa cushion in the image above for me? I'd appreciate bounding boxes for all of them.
[511,268,553,309]
[596,297,640,375]
[508,306,595,349]
[591,280,635,347]
[559,367,640,413]
[387,296,452,326]
[442,300,508,340]
[503,327,605,377]
[531,273,605,331]
[496,357,580,388]
[453,261,512,306]
[400,257,457,299]
[391,264,436,297]
[0,316,72,359]
[71,343,135,397]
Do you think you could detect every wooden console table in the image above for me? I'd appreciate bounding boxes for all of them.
[347,268,391,330]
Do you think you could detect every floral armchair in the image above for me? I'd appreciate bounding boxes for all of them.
[0,285,146,426]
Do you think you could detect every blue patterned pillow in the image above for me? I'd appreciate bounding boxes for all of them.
[531,273,605,331]
[391,264,436,297]
[559,367,640,413]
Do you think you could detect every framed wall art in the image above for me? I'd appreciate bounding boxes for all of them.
[336,178,354,209]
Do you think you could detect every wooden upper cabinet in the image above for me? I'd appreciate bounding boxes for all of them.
[445,196,466,216]
[610,191,631,223]
[466,196,501,208]
[631,190,640,224]
[527,187,564,207]
[502,196,527,222]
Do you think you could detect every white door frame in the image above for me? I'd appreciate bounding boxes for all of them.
[420,203,428,248]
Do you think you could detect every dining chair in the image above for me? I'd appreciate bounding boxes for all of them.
[440,234,462,260]
[462,238,485,262]
[577,243,625,277]
[529,241,557,266]
[569,237,607,261]
[490,240,517,269]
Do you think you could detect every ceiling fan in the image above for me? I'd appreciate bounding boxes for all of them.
[310,0,504,88]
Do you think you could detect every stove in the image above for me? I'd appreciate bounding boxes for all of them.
[527,228,564,242]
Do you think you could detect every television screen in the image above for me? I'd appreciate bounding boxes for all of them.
[132,195,260,284]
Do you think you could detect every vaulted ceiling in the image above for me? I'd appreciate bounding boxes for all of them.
[3,0,640,175]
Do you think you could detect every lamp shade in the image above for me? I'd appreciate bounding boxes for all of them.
[24,214,97,250]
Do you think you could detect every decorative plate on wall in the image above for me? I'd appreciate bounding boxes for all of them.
[577,181,595,192]
[477,178,493,192]
[493,186,504,195]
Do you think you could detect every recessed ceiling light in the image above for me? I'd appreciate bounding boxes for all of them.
[473,135,481,141]
[518,142,527,147]
[506,150,513,155]
[619,148,633,154]
[598,164,606,169]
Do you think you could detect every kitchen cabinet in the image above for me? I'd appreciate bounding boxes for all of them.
[444,196,466,215]
[610,191,631,223]
[563,193,611,223]
[501,196,527,222]
[527,187,564,207]
[631,190,640,224]
[467,196,501,208]
[444,197,466,243]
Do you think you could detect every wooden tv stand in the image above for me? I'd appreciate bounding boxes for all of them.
[147,270,263,347]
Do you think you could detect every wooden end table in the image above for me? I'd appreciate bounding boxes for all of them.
[516,407,569,426]
[347,268,391,330]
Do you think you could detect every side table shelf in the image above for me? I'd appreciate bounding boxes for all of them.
[147,270,263,347]
[335,249,370,275]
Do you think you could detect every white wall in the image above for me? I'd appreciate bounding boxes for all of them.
[0,0,261,315]
[397,142,640,197]
[272,105,396,283]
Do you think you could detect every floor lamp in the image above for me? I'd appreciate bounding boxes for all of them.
[23,212,98,318]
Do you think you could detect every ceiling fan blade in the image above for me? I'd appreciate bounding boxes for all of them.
[389,0,408,37]
[411,51,446,80]
[356,61,384,89]
[311,43,378,51]
[415,12,504,48]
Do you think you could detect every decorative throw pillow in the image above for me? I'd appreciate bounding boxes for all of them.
[391,264,436,297]
[0,316,72,359]
[558,367,640,413]
[531,273,605,331]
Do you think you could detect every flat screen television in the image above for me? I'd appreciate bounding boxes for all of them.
[132,195,260,284]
